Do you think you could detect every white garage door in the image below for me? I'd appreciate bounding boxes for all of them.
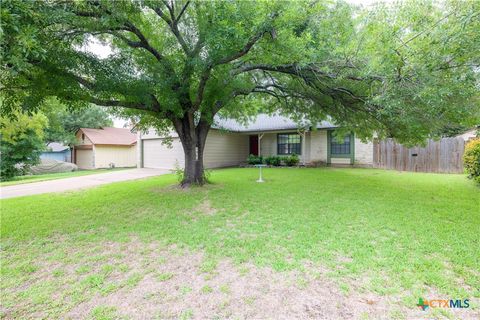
[143,138,185,169]
[76,149,94,169]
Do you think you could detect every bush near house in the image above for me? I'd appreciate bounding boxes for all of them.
[247,154,300,167]
[247,154,264,165]
[464,138,480,183]
[265,156,282,166]
[284,154,300,167]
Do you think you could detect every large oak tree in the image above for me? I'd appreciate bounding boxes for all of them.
[1,0,479,185]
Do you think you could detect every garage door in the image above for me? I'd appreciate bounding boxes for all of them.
[76,149,94,169]
[143,138,185,169]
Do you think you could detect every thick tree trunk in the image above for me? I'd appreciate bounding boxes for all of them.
[173,113,211,187]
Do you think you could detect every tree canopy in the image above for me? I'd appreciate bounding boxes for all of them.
[41,98,113,145]
[1,0,479,184]
[0,110,47,180]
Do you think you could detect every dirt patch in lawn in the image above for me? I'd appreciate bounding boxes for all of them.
[3,238,479,319]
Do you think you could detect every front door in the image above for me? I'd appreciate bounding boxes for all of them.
[249,135,259,156]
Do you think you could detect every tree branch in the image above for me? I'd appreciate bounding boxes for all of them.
[217,32,267,65]
[176,1,190,22]
[152,4,191,54]
[193,29,271,109]
[123,22,166,62]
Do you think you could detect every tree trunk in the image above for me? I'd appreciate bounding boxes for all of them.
[173,113,211,187]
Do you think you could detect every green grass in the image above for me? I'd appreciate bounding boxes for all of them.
[1,168,479,317]
[0,168,130,186]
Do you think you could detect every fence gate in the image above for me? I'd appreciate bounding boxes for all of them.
[373,137,465,174]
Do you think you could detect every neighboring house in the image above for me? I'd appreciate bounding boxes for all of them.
[138,114,374,169]
[456,128,478,141]
[73,127,137,169]
[40,142,71,162]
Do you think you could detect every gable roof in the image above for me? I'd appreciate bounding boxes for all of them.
[213,114,336,132]
[79,127,137,146]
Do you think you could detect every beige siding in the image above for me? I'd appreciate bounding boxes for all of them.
[143,138,185,169]
[259,133,277,156]
[204,131,249,168]
[142,130,248,169]
[75,130,93,146]
[76,149,94,169]
[94,145,137,168]
[354,138,374,165]
[309,130,328,162]
[140,127,375,168]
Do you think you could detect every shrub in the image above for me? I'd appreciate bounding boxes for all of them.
[284,153,300,166]
[0,128,44,181]
[463,138,480,183]
[247,154,263,165]
[1,112,47,181]
[265,155,281,166]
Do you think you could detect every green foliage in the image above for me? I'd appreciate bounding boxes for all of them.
[264,155,281,166]
[0,111,47,180]
[283,154,300,167]
[1,0,478,143]
[247,154,263,165]
[1,168,479,318]
[41,98,113,145]
[436,124,470,138]
[173,161,211,184]
[173,161,185,183]
[463,138,480,183]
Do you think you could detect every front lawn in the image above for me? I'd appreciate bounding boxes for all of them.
[1,168,479,319]
[0,168,129,187]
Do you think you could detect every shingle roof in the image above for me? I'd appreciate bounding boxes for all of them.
[46,142,69,152]
[213,114,336,132]
[80,127,137,145]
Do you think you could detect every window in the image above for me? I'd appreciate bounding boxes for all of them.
[81,133,85,142]
[277,133,301,155]
[330,134,351,155]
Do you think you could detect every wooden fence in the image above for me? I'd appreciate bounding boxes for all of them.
[373,137,465,173]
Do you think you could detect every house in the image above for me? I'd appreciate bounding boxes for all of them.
[138,114,374,169]
[73,127,137,169]
[40,142,71,162]
[456,128,478,141]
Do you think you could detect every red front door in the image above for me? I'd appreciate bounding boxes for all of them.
[249,135,258,156]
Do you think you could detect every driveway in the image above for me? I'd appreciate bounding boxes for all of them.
[0,168,169,199]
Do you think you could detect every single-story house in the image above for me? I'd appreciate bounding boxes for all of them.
[73,127,137,169]
[456,127,478,141]
[40,142,71,162]
[138,114,374,169]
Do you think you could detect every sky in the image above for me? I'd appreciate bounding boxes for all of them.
[84,0,398,128]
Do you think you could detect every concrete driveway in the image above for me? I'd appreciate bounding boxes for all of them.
[0,168,170,199]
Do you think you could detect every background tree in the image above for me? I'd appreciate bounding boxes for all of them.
[1,0,479,185]
[41,98,113,145]
[0,111,48,180]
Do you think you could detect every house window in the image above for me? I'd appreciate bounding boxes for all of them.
[277,133,301,155]
[81,133,85,142]
[331,133,351,155]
